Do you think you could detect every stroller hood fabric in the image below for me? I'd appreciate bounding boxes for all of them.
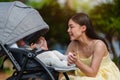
[0,1,49,45]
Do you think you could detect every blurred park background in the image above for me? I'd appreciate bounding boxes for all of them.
[0,0,120,77]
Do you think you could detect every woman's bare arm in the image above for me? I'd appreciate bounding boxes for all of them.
[68,40,108,77]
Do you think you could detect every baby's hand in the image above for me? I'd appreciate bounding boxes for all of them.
[37,36,48,50]
[30,43,37,50]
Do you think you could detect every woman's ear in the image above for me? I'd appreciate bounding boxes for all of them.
[81,25,86,32]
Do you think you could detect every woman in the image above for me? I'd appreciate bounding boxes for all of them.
[63,13,120,80]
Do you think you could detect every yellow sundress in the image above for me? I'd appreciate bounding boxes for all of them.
[60,53,120,80]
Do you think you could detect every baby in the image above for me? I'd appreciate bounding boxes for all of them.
[16,37,76,71]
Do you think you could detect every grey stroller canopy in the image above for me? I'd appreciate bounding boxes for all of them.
[0,1,49,45]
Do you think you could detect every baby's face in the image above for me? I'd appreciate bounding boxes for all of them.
[36,41,43,48]
[37,37,44,44]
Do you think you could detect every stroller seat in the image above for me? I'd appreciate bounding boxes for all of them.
[6,46,59,80]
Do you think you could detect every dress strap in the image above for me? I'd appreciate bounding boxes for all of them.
[76,43,78,54]
[76,42,80,58]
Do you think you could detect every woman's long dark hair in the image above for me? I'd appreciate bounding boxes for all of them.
[70,13,109,50]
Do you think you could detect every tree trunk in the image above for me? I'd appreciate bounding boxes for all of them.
[105,33,118,59]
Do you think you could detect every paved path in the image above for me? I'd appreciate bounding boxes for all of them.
[0,72,11,80]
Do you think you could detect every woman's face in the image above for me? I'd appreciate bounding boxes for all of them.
[67,19,85,41]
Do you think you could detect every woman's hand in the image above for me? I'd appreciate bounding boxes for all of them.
[67,52,78,65]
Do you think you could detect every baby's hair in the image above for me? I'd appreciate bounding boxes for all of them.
[23,31,44,45]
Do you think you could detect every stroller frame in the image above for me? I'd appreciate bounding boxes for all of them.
[0,41,69,80]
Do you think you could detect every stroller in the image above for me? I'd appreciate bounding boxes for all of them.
[0,1,69,80]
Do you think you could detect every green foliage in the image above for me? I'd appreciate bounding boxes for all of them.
[90,0,120,35]
[27,0,56,9]
[90,3,115,33]
[111,18,120,35]
[34,0,76,46]
[113,57,120,66]
[0,57,4,67]
[3,68,12,74]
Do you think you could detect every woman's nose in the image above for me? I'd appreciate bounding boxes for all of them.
[67,28,70,32]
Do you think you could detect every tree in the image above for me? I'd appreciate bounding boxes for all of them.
[90,0,120,66]
[27,0,76,48]
[38,1,75,48]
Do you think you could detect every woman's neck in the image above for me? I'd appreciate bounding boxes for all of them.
[77,36,93,47]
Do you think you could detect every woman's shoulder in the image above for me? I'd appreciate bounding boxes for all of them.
[66,41,77,54]
[94,39,106,47]
[93,39,108,56]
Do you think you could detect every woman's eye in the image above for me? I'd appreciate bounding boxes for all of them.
[70,26,75,28]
